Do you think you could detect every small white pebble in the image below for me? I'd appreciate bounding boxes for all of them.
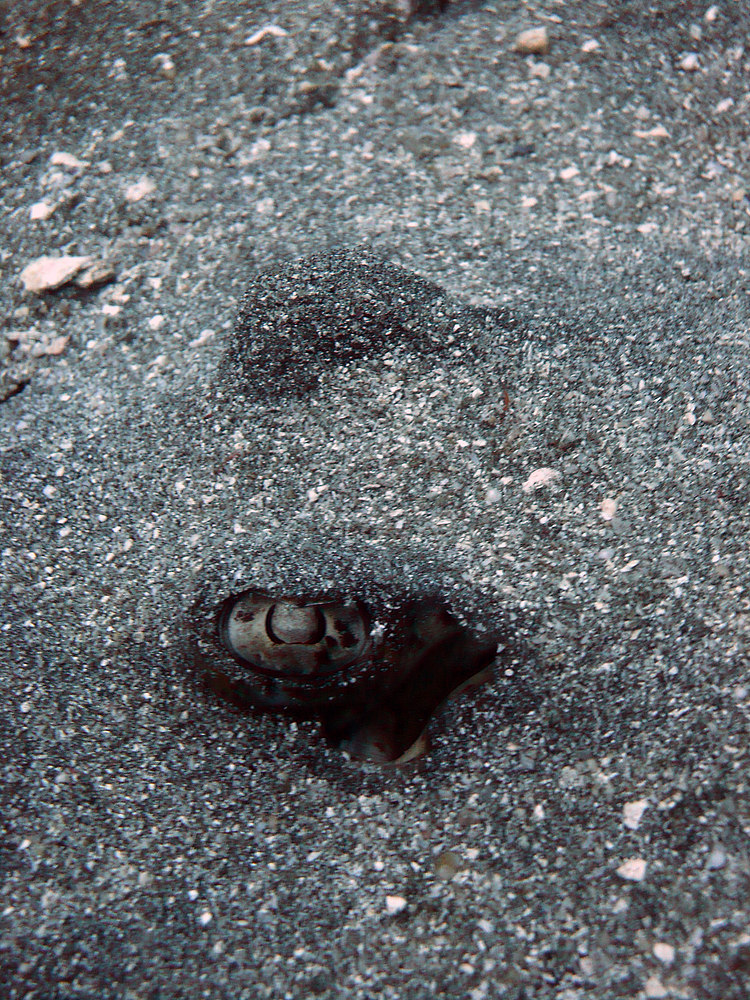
[522,467,560,493]
[623,799,648,829]
[198,910,212,926]
[29,201,54,221]
[153,52,176,80]
[581,38,600,53]
[559,165,580,181]
[125,177,156,202]
[600,497,618,520]
[513,26,549,55]
[385,895,407,915]
[679,52,700,72]
[706,847,727,870]
[529,61,550,79]
[653,942,675,964]
[148,315,165,331]
[644,975,668,999]
[617,857,647,882]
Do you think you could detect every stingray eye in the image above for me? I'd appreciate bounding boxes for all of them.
[219,590,370,679]
[265,603,325,645]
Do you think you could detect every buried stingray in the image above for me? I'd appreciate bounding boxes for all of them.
[5,248,741,767]
[3,248,534,767]
[187,249,523,763]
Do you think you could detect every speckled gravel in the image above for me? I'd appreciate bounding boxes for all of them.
[2,3,749,999]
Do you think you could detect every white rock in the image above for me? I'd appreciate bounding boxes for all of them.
[125,177,156,202]
[653,942,675,964]
[704,5,718,23]
[385,894,407,915]
[189,329,216,348]
[706,847,727,870]
[601,497,618,521]
[20,255,92,292]
[47,335,70,356]
[679,52,700,72]
[29,201,54,221]
[513,26,549,55]
[560,165,580,181]
[617,857,647,882]
[623,798,648,829]
[454,131,477,150]
[530,61,551,79]
[522,468,560,493]
[50,151,87,170]
[148,315,165,332]
[644,975,668,999]
[581,39,600,53]
[153,52,176,80]
[75,260,115,290]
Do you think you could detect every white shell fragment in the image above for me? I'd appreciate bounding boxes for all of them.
[245,25,288,46]
[20,255,93,293]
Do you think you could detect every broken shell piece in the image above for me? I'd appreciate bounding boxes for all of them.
[20,255,93,293]
[75,260,115,290]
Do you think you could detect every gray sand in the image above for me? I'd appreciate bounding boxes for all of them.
[2,3,749,998]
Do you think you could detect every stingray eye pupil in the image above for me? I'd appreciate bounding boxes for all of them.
[266,603,325,645]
